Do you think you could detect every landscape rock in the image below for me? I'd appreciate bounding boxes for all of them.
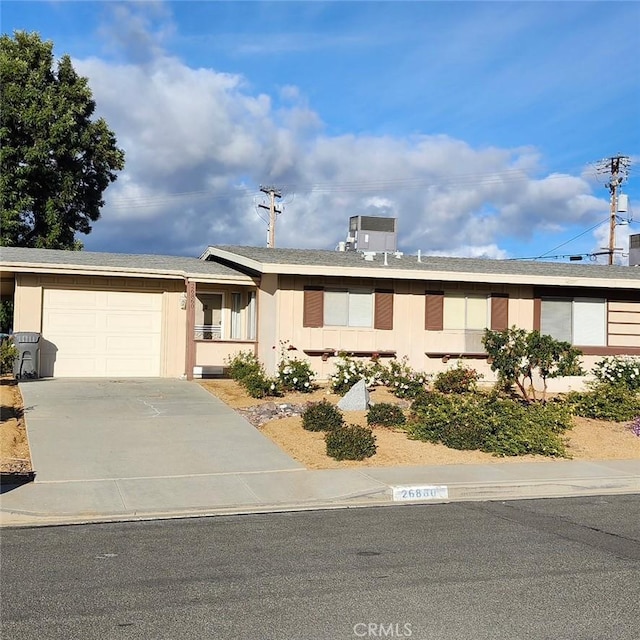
[337,379,370,411]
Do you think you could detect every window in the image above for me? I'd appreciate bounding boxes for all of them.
[303,287,393,329]
[324,289,372,327]
[196,293,222,340]
[443,294,488,330]
[541,298,606,346]
[246,291,256,340]
[230,292,242,339]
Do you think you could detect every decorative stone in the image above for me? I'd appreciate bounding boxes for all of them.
[337,378,370,411]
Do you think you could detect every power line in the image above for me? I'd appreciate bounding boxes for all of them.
[533,217,610,260]
[104,168,587,210]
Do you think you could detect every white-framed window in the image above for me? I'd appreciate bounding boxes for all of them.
[246,290,257,340]
[541,298,606,346]
[443,293,489,330]
[324,288,373,328]
[230,292,242,339]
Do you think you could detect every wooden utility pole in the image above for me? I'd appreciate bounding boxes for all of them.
[258,186,282,248]
[597,155,630,265]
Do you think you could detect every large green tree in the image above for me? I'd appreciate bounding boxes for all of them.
[0,31,125,249]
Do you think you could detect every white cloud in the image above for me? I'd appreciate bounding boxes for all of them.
[74,9,613,259]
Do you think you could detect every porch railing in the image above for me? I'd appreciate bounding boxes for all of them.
[194,324,222,340]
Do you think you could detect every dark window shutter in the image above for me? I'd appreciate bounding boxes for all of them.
[425,291,444,330]
[303,287,324,328]
[374,290,394,330]
[490,294,509,330]
[533,297,541,332]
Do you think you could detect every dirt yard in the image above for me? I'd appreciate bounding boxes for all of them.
[1,377,637,475]
[0,377,32,474]
[199,379,640,469]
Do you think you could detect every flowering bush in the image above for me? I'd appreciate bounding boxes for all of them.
[330,353,379,395]
[592,356,640,392]
[381,357,429,399]
[433,362,482,394]
[278,357,315,393]
[225,351,262,382]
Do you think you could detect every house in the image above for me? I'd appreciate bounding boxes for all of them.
[1,245,639,386]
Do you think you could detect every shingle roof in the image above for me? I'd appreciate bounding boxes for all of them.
[206,245,640,283]
[0,246,250,279]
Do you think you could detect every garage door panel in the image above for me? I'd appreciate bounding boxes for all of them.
[42,288,162,377]
[106,291,162,310]
[105,312,161,332]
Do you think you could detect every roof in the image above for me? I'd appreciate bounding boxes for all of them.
[0,246,253,283]
[202,245,640,290]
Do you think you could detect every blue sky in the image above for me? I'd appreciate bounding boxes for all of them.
[3,1,639,262]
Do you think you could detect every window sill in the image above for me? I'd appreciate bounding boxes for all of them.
[425,352,488,363]
[304,349,396,361]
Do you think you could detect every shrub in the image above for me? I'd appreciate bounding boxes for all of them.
[325,424,377,461]
[564,384,640,422]
[381,357,429,399]
[278,357,315,393]
[592,356,640,392]
[408,392,488,449]
[330,353,377,395]
[0,338,18,375]
[433,363,482,394]
[408,392,571,457]
[301,400,345,432]
[367,403,406,428]
[483,327,583,401]
[242,372,283,399]
[225,351,262,382]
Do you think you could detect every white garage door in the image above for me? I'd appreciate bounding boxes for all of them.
[42,288,163,377]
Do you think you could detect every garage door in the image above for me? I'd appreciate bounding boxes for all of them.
[41,289,163,377]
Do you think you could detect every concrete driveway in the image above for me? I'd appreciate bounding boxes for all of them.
[19,378,303,482]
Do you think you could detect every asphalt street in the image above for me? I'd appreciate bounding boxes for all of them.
[1,495,639,640]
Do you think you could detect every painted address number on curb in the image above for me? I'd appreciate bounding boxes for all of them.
[392,485,449,501]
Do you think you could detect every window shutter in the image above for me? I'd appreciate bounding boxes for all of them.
[490,294,509,330]
[374,290,394,330]
[303,287,324,328]
[425,291,444,330]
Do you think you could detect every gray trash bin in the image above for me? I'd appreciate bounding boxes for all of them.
[12,332,42,379]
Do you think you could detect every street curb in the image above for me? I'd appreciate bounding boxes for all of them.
[2,476,638,529]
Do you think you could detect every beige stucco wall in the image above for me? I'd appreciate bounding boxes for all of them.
[266,277,640,391]
[14,273,187,377]
[270,276,537,380]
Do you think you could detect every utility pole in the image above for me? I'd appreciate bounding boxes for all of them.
[597,155,630,265]
[258,185,282,248]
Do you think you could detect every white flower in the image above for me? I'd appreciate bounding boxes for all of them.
[304,382,310,387]
[293,377,298,384]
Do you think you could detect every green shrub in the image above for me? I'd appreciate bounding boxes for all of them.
[381,357,429,399]
[242,372,283,399]
[325,424,377,461]
[483,327,583,401]
[367,402,406,428]
[591,356,640,392]
[330,353,374,395]
[278,357,315,393]
[564,384,640,422]
[225,351,262,382]
[408,392,488,449]
[301,400,345,432]
[0,338,18,375]
[433,363,482,394]
[408,392,571,457]
[482,399,571,457]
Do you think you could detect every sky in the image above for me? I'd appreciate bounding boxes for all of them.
[2,0,639,263]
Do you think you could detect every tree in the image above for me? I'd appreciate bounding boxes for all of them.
[482,327,584,402]
[0,31,125,250]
